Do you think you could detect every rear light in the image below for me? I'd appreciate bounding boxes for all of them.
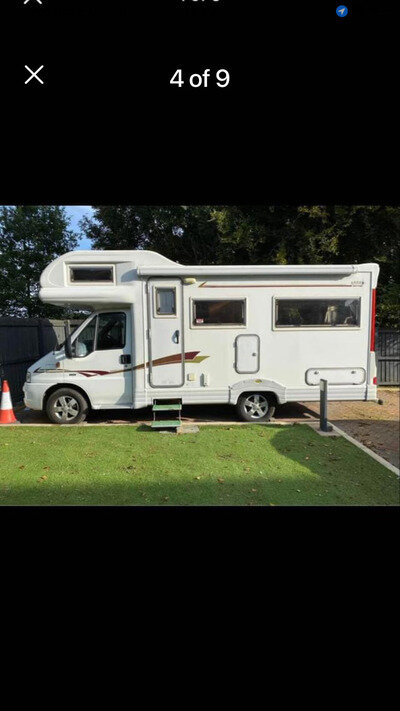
[370,288,376,351]
[373,376,377,385]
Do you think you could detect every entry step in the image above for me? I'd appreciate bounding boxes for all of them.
[151,419,181,429]
[152,403,182,411]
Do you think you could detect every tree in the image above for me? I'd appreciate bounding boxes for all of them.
[80,205,221,264]
[212,205,400,327]
[211,206,301,263]
[0,206,78,317]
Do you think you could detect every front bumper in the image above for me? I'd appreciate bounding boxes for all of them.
[23,382,46,411]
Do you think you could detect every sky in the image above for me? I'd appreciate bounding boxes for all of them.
[65,206,95,249]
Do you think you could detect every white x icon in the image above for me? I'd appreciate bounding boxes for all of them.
[24,1,43,5]
[25,65,44,84]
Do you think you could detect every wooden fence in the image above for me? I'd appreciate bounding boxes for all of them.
[0,318,82,403]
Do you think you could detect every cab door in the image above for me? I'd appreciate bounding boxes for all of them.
[65,310,132,406]
[148,280,184,387]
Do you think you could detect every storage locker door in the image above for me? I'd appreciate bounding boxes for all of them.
[235,335,260,374]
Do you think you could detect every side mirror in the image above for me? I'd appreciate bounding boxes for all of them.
[64,321,76,359]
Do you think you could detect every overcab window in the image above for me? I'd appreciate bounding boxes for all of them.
[69,266,114,283]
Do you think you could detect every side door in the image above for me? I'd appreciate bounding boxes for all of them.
[65,310,132,406]
[148,280,184,387]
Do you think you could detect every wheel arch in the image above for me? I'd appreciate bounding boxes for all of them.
[230,378,286,406]
[43,383,92,410]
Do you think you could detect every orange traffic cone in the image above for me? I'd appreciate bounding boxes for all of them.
[0,380,18,424]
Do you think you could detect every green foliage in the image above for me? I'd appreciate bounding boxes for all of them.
[81,205,220,264]
[377,283,400,329]
[0,206,78,317]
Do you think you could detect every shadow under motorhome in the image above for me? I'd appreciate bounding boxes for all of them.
[22,250,379,424]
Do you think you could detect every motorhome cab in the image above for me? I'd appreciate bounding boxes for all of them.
[23,250,379,424]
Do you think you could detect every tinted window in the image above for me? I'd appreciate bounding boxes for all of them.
[156,288,176,315]
[193,300,245,325]
[96,313,126,350]
[70,266,113,282]
[75,319,96,357]
[275,299,361,327]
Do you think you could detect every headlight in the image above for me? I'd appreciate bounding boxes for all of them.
[26,372,31,383]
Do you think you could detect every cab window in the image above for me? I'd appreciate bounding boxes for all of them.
[73,312,126,357]
[75,319,96,357]
[97,313,126,350]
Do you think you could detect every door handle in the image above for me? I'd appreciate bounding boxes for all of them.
[120,354,131,364]
[174,330,180,344]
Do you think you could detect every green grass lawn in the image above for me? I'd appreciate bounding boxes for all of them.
[0,424,398,506]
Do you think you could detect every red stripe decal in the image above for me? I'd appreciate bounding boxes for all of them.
[199,283,350,288]
[184,351,200,361]
[51,352,203,377]
[76,370,110,377]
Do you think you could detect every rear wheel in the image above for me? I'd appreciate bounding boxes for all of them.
[46,388,88,425]
[236,393,275,422]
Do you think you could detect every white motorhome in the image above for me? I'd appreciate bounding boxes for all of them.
[23,250,379,424]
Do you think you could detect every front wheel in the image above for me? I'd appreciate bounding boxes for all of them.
[46,388,89,424]
[236,393,275,422]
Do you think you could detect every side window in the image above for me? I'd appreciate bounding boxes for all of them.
[193,299,246,326]
[75,318,97,357]
[155,288,176,316]
[96,313,126,350]
[275,298,361,328]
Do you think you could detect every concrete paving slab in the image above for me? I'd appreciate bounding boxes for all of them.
[306,422,340,437]
[177,425,200,434]
[302,387,399,468]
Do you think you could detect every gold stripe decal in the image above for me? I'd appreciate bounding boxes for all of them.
[133,351,209,371]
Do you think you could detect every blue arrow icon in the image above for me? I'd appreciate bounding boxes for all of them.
[336,5,348,17]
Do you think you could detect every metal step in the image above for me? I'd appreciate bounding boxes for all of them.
[151,419,181,429]
[152,403,182,411]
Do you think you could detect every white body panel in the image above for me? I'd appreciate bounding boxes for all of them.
[22,250,379,413]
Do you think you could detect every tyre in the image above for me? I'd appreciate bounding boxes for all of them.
[46,388,89,425]
[236,392,275,422]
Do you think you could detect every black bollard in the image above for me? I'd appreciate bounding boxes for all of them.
[319,379,332,433]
